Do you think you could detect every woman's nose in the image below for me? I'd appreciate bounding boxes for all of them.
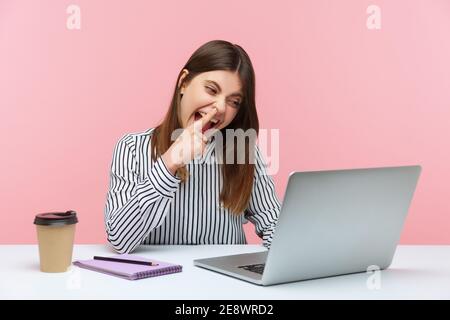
[213,101,226,114]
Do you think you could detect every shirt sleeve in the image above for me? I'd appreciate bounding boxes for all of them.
[104,134,181,253]
[244,145,281,250]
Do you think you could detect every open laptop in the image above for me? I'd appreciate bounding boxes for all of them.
[193,165,422,286]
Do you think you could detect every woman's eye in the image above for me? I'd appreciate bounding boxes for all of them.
[206,86,217,94]
[206,86,241,107]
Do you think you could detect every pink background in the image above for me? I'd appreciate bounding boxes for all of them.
[1,0,449,245]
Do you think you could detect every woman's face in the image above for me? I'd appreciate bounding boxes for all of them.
[178,69,243,132]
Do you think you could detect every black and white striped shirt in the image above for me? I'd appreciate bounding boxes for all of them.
[104,128,281,254]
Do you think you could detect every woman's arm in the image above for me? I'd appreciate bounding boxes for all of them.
[244,145,281,249]
[104,134,181,253]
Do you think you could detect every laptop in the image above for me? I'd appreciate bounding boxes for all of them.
[193,165,422,286]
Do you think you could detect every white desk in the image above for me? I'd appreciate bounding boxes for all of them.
[1,245,449,299]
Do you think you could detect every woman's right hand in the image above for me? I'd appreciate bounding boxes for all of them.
[161,107,218,175]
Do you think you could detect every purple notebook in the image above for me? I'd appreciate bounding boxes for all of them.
[73,254,182,280]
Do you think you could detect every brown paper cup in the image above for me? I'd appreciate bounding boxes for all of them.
[34,210,78,273]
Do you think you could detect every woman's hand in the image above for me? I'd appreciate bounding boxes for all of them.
[162,107,218,175]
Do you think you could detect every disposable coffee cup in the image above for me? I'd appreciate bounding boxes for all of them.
[34,210,78,273]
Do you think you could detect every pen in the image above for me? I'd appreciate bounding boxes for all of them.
[93,256,158,266]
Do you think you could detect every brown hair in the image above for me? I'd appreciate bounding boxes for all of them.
[151,40,259,215]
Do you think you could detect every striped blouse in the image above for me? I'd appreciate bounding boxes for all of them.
[104,128,281,254]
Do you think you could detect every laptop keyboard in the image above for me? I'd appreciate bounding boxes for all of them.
[238,263,266,275]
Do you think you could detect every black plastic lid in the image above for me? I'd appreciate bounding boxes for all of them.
[34,210,78,226]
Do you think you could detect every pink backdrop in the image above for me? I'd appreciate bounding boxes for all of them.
[1,0,449,244]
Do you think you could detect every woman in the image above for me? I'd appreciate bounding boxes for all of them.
[104,40,281,254]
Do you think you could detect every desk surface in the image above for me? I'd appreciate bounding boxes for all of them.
[1,245,449,299]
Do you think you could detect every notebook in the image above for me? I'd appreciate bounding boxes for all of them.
[73,254,182,280]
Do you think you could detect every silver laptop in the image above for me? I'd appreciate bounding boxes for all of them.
[193,165,422,286]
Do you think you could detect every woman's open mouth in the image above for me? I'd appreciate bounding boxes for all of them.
[194,111,220,133]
